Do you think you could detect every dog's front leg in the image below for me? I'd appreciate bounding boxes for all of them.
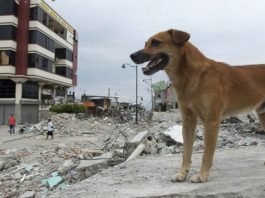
[190,117,220,183]
[172,107,197,182]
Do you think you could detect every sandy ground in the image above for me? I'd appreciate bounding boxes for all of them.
[0,125,98,150]
[0,124,101,170]
[49,146,265,198]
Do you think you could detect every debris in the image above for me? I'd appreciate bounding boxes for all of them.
[25,164,33,172]
[162,125,183,144]
[3,165,26,177]
[20,174,26,183]
[76,158,108,171]
[47,175,64,188]
[51,171,58,177]
[130,131,148,143]
[126,143,145,162]
[20,191,35,198]
[143,136,157,154]
[1,111,265,198]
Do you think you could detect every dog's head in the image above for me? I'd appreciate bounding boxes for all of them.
[130,29,190,75]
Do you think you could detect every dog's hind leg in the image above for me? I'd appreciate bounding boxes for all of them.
[257,112,265,130]
[172,107,197,182]
[256,102,265,130]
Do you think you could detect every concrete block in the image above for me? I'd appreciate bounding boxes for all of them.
[76,159,108,171]
[163,125,183,143]
[20,191,35,198]
[130,131,148,143]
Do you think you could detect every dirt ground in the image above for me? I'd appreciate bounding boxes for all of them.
[0,125,95,150]
[49,146,265,198]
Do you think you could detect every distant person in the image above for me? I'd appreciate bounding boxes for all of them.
[46,118,54,140]
[8,114,16,135]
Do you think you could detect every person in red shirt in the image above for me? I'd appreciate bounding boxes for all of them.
[8,114,16,135]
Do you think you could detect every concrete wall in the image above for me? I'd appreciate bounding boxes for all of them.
[39,109,54,122]
[0,104,15,125]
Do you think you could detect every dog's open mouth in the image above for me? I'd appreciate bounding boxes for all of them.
[142,53,169,75]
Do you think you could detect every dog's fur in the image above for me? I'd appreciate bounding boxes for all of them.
[130,29,265,183]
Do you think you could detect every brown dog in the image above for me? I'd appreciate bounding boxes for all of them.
[130,29,265,183]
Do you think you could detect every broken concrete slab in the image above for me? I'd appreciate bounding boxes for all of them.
[76,159,108,172]
[123,131,149,159]
[163,125,183,144]
[94,152,112,159]
[130,131,148,143]
[49,146,265,198]
[20,191,35,198]
[125,143,145,162]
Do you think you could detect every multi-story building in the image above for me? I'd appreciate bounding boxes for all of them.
[0,0,78,124]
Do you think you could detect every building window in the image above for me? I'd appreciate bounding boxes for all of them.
[0,79,15,98]
[55,48,73,62]
[29,30,54,52]
[56,87,65,97]
[42,12,48,25]
[0,0,17,16]
[30,7,66,39]
[0,50,16,65]
[30,7,47,25]
[22,81,38,99]
[28,53,53,72]
[0,25,17,40]
[55,66,72,79]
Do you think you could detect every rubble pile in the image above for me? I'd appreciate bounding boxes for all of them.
[146,112,265,155]
[0,114,151,197]
[0,142,130,197]
[0,111,265,197]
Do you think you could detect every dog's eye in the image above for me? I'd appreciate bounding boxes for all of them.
[151,39,161,47]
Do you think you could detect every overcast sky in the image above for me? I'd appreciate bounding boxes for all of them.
[48,0,265,108]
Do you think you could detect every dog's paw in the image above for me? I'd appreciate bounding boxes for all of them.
[190,173,208,183]
[171,172,187,182]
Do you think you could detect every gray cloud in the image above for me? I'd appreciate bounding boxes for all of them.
[49,0,265,107]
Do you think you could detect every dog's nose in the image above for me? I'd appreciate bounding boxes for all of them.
[130,53,137,62]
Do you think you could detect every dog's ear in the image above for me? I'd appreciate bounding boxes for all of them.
[168,29,190,44]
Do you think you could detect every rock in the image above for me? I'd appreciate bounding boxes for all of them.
[12,172,22,179]
[58,159,76,175]
[222,116,243,124]
[20,191,35,198]
[156,142,167,150]
[55,143,67,151]
[51,156,62,163]
[247,114,256,123]
[3,159,20,170]
[160,146,175,155]
[255,129,265,134]
[76,159,108,172]
[143,136,157,154]
[130,131,148,143]
[0,160,5,170]
[24,164,33,172]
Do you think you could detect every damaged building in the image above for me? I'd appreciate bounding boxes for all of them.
[0,0,78,124]
[152,80,178,112]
